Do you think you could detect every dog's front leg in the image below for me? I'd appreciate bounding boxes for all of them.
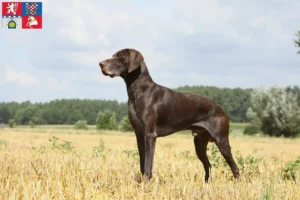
[143,131,157,180]
[135,132,145,175]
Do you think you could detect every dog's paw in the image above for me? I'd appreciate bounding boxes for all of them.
[134,173,142,183]
[134,173,151,183]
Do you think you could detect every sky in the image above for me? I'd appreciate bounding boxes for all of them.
[0,0,299,103]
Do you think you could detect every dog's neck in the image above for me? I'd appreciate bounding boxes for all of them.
[123,61,154,100]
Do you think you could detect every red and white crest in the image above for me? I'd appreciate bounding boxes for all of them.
[6,3,18,15]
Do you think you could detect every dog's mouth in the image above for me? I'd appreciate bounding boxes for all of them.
[102,70,116,78]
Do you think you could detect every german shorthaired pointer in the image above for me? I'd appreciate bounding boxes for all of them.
[99,48,240,182]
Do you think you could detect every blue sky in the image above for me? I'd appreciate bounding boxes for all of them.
[1,0,299,102]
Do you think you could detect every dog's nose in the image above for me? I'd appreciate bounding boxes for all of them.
[99,62,105,69]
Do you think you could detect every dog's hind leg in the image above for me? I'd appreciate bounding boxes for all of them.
[208,117,240,180]
[193,129,211,183]
[215,137,240,179]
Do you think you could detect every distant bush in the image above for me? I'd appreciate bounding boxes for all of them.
[243,125,260,135]
[8,119,16,128]
[29,117,37,128]
[96,110,117,130]
[74,120,88,130]
[247,87,300,137]
[120,116,133,132]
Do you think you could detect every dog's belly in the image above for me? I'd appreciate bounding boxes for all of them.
[155,124,194,137]
[155,126,179,137]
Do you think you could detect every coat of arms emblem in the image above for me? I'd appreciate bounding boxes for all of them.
[1,2,43,29]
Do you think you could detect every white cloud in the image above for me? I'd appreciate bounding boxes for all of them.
[176,21,195,35]
[141,48,175,70]
[97,34,111,46]
[4,65,40,86]
[250,16,292,41]
[172,0,234,36]
[47,77,69,90]
[47,0,116,48]
[67,50,112,67]
[56,15,94,46]
[173,0,234,25]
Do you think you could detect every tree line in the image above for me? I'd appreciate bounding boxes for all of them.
[0,99,127,125]
[0,86,252,125]
[2,85,300,137]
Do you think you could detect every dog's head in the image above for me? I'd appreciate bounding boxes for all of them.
[99,48,144,78]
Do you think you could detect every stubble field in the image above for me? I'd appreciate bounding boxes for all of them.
[0,125,299,200]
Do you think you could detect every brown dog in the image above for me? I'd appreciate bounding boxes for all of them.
[99,48,240,182]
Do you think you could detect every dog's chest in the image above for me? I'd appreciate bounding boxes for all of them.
[128,101,144,129]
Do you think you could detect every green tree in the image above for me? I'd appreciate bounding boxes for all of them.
[96,110,117,130]
[14,105,38,125]
[286,85,300,104]
[295,30,300,54]
[243,125,260,135]
[29,117,37,128]
[38,108,61,124]
[2,102,20,120]
[120,116,133,132]
[66,109,83,124]
[247,87,300,137]
[8,119,16,128]
[0,106,11,124]
[74,120,88,130]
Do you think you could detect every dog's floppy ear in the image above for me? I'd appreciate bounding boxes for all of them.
[128,49,144,73]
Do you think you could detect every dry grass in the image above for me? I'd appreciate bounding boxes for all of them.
[0,126,299,200]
